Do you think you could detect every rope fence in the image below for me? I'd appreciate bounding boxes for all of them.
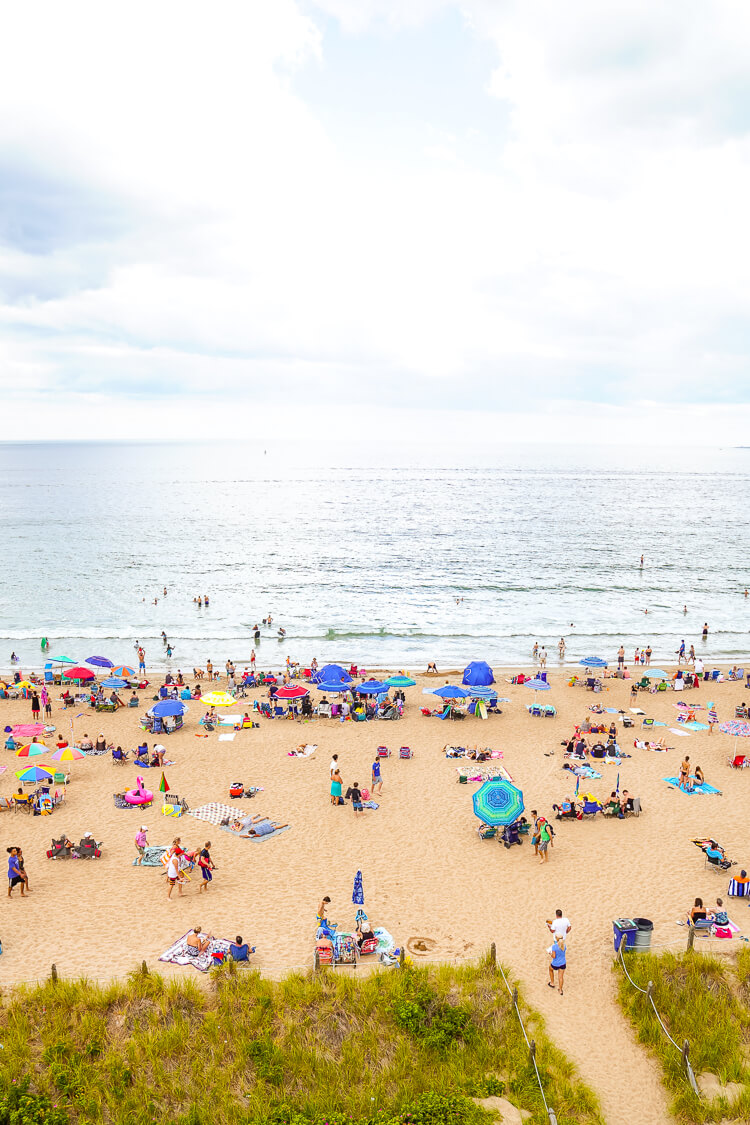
[616,944,700,1097]
[494,948,558,1125]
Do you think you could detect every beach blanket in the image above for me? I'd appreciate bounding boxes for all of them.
[629,708,646,715]
[669,728,691,737]
[728,878,750,897]
[455,765,513,783]
[218,715,242,725]
[159,930,232,973]
[664,778,722,795]
[218,823,291,841]
[218,734,236,742]
[84,746,109,756]
[288,744,317,758]
[113,794,141,809]
[132,846,167,866]
[563,764,602,779]
[683,721,709,731]
[187,802,240,826]
[361,801,379,809]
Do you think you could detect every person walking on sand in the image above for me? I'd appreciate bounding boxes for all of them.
[329,754,339,778]
[547,909,571,943]
[134,825,148,865]
[371,755,383,795]
[537,818,553,864]
[7,847,25,898]
[166,849,185,898]
[530,810,541,856]
[31,692,40,720]
[330,768,343,806]
[345,781,364,816]
[198,842,215,892]
[708,702,718,734]
[548,935,566,995]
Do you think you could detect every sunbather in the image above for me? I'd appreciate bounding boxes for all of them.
[185,927,212,956]
[634,737,668,750]
[230,813,289,837]
[687,897,712,927]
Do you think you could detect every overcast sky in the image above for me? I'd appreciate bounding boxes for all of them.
[2,0,750,446]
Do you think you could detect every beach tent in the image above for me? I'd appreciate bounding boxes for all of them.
[312,664,352,685]
[463,661,495,687]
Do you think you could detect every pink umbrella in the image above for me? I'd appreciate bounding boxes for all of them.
[52,745,86,762]
[273,685,309,699]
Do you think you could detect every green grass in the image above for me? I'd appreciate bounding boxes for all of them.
[615,950,750,1122]
[0,959,603,1125]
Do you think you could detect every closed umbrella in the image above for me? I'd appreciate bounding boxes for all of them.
[352,870,364,905]
[472,778,525,826]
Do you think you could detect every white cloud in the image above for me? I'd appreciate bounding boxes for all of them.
[1,0,750,442]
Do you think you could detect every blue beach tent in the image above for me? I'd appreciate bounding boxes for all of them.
[462,661,495,687]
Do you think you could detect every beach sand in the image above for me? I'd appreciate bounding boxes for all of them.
[1,668,746,1124]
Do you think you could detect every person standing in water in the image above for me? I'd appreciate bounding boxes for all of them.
[703,622,709,639]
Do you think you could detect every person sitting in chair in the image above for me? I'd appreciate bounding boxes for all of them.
[687,897,712,928]
[112,746,129,762]
[229,934,255,961]
[134,743,149,765]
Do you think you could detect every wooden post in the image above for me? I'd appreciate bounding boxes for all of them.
[50,963,58,983]
[512,986,518,1008]
[399,948,405,968]
[681,1040,690,1069]
[687,926,695,951]
[529,1039,536,1065]
[141,960,149,976]
[314,949,320,973]
[489,942,496,967]
[647,981,654,999]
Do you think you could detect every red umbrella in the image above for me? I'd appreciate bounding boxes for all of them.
[274,685,309,699]
[62,666,95,681]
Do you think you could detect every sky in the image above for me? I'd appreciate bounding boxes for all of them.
[1,0,750,446]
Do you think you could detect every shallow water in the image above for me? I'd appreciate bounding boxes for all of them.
[1,440,748,674]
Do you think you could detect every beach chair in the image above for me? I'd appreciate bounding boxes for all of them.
[53,772,69,786]
[728,877,750,897]
[705,853,728,874]
[728,754,748,769]
[477,824,497,840]
[399,746,413,758]
[318,703,331,719]
[13,795,32,814]
[358,936,378,958]
[377,745,391,758]
[580,800,602,818]
[0,797,12,813]
[642,718,654,729]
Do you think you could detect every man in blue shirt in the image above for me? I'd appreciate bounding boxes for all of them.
[229,935,255,961]
[7,848,25,898]
[371,757,382,794]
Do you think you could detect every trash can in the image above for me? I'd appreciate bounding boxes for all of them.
[633,917,653,951]
[613,918,638,953]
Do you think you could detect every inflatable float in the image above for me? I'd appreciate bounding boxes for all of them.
[124,775,154,806]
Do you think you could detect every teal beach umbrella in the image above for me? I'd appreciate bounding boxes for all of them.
[472,778,524,826]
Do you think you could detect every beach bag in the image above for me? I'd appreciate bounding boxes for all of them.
[714,926,732,939]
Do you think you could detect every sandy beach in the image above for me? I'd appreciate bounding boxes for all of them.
[1,666,748,1123]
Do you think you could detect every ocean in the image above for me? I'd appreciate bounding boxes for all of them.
[1,440,748,675]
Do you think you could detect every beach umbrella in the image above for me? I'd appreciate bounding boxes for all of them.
[86,656,114,669]
[112,665,135,678]
[14,681,33,690]
[466,685,497,699]
[357,680,389,695]
[273,685,309,699]
[51,745,85,762]
[313,664,352,685]
[62,666,95,682]
[101,677,129,689]
[524,678,550,692]
[315,681,350,694]
[15,764,54,782]
[151,699,187,717]
[427,684,470,699]
[200,691,235,707]
[385,675,416,687]
[15,741,47,757]
[472,778,525,827]
[48,656,76,665]
[644,669,668,680]
[462,660,495,687]
[352,870,364,905]
[579,657,608,668]
[159,772,170,793]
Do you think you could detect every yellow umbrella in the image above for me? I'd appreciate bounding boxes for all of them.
[14,680,33,689]
[200,691,235,707]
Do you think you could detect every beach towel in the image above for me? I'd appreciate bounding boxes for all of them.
[629,708,646,715]
[669,728,691,737]
[664,778,722,795]
[684,721,709,731]
[373,927,395,953]
[218,823,291,841]
[728,878,750,897]
[218,734,236,742]
[159,930,232,973]
[563,764,602,779]
[187,802,240,826]
[132,846,167,866]
[288,744,317,758]
[361,800,379,809]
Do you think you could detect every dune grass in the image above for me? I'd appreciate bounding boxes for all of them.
[0,958,603,1125]
[615,949,750,1123]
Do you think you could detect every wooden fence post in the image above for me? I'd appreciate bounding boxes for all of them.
[489,942,496,967]
[50,964,58,983]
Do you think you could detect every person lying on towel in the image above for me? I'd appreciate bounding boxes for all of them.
[230,813,290,837]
